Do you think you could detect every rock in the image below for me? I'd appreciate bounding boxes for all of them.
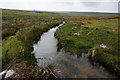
[73,33,80,36]
[63,21,66,24]
[100,44,107,48]
[91,50,95,57]
[6,61,34,78]
[5,70,15,79]
[0,70,7,80]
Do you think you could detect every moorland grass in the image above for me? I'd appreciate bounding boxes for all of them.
[55,18,120,76]
[2,9,120,78]
[2,9,63,79]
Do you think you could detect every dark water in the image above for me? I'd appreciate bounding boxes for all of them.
[33,22,115,78]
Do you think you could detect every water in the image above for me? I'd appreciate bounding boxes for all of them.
[55,49,115,78]
[33,21,115,78]
[33,21,65,67]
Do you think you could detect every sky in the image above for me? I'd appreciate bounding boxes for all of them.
[0,0,119,13]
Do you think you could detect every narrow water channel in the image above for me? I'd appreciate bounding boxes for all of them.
[33,21,115,78]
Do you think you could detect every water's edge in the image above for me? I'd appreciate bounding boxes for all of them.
[33,21,116,78]
[33,21,66,67]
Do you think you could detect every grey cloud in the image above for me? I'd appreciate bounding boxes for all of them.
[63,2,74,6]
[81,2,101,7]
[0,0,118,13]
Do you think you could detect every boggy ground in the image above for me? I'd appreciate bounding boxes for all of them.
[55,16,120,77]
[2,9,63,79]
[1,9,120,79]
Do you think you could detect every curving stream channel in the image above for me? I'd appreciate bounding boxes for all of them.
[33,21,116,78]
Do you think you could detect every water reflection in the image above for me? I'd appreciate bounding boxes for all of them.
[33,22,65,67]
[33,21,115,78]
[55,49,115,78]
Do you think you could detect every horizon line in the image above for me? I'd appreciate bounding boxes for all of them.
[1,8,119,14]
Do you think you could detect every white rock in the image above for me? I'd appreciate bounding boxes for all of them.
[5,70,15,79]
[92,50,95,57]
[73,33,80,36]
[0,70,7,79]
[63,21,66,24]
[100,44,107,48]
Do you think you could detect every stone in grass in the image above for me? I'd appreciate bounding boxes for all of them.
[5,70,15,79]
[100,44,107,48]
[0,70,7,79]
[73,33,80,36]
[91,50,95,57]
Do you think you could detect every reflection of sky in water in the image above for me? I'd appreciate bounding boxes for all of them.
[33,22,65,67]
[33,21,115,78]
[33,27,59,67]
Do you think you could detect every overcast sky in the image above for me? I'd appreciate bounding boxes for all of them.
[0,0,119,13]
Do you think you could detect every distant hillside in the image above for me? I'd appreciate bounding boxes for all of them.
[54,11,118,16]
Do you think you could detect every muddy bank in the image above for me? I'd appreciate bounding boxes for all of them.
[1,61,57,79]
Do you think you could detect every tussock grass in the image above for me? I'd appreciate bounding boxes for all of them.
[55,17,119,76]
[2,9,119,78]
[2,9,63,79]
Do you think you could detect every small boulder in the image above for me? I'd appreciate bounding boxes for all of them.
[100,44,107,48]
[5,70,15,79]
[73,33,80,36]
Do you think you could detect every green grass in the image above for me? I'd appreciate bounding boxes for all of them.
[94,52,120,74]
[2,9,120,77]
[82,19,118,33]
[2,22,62,69]
[2,36,23,69]
[2,9,63,39]
[2,9,63,71]
[96,53,120,65]
[56,20,118,55]
[55,18,119,75]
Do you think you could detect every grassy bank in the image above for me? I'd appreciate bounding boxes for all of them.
[55,17,120,76]
[2,9,63,39]
[2,9,120,78]
[2,9,62,79]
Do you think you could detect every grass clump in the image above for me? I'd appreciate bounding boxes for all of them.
[2,35,37,70]
[95,52,120,76]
